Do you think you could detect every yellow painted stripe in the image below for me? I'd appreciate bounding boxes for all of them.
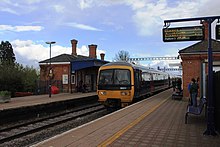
[98,95,170,147]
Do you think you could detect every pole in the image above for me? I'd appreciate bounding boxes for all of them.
[49,43,52,98]
[46,41,56,98]
[203,19,217,135]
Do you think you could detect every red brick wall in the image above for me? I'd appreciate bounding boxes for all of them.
[182,56,202,98]
[40,64,72,92]
[181,54,220,98]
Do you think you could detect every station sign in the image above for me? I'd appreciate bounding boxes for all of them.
[216,25,220,40]
[163,26,204,42]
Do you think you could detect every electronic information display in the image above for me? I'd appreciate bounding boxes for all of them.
[163,26,204,42]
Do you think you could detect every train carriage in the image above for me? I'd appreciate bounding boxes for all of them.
[97,62,170,108]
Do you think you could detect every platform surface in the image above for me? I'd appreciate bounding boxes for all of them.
[33,89,220,147]
[0,92,97,110]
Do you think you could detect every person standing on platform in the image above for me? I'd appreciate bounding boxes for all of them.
[190,78,199,107]
[187,81,192,105]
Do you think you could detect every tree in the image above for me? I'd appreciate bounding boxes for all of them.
[0,41,16,65]
[114,50,130,62]
[21,65,39,92]
[0,41,39,96]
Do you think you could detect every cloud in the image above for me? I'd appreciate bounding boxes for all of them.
[78,0,92,10]
[73,0,203,36]
[65,22,103,31]
[1,7,18,15]
[0,25,44,32]
[77,0,122,9]
[11,40,106,67]
[129,0,199,36]
[25,0,43,4]
[53,4,65,13]
[12,40,50,62]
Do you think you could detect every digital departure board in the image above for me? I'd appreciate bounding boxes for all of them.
[163,26,204,42]
[216,25,220,40]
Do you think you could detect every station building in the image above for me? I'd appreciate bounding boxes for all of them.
[39,39,108,93]
[179,22,220,98]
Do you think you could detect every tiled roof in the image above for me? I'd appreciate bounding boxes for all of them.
[39,54,91,63]
[178,39,220,54]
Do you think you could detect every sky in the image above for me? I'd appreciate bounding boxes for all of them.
[1,0,220,75]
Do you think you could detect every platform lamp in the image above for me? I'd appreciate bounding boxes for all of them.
[45,41,56,97]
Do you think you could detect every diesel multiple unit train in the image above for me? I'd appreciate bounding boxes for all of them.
[97,62,172,108]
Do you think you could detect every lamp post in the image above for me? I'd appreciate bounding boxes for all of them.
[46,41,56,97]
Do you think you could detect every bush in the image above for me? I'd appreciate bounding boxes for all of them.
[0,91,11,103]
[0,91,11,97]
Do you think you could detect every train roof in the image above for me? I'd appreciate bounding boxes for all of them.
[101,62,169,75]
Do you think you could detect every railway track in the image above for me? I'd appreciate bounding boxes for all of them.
[0,103,105,144]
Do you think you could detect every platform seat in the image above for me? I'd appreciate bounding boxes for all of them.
[185,98,207,124]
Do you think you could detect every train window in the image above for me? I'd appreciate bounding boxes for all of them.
[99,69,113,85]
[142,72,151,81]
[153,73,158,80]
[158,74,163,80]
[114,69,131,85]
[99,69,131,85]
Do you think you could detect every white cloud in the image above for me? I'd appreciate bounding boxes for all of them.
[0,25,44,32]
[73,0,206,36]
[12,40,50,61]
[11,40,106,67]
[75,0,219,36]
[53,5,65,13]
[76,45,106,59]
[1,7,18,15]
[65,22,102,31]
[78,0,92,10]
[25,0,43,4]
[130,0,198,36]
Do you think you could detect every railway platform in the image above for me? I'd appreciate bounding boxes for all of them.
[34,89,220,147]
[0,92,97,111]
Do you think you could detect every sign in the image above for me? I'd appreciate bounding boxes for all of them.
[163,26,204,42]
[62,74,68,84]
[216,25,220,40]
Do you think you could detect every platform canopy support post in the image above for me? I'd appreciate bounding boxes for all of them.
[203,18,217,136]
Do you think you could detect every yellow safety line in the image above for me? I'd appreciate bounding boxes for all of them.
[98,95,170,147]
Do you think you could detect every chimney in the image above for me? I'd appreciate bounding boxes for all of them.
[100,53,105,60]
[88,44,97,58]
[71,39,78,55]
[202,21,208,40]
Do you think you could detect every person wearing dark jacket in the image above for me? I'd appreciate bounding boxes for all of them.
[190,78,199,107]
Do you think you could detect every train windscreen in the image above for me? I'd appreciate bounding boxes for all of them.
[98,69,131,90]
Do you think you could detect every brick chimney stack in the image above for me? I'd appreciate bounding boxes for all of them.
[71,39,78,55]
[202,21,208,40]
[88,44,97,58]
[100,53,105,60]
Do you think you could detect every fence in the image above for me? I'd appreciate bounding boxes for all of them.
[36,80,63,95]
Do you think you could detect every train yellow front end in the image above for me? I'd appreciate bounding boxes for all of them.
[97,62,135,108]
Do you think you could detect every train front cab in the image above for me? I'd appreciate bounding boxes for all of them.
[97,64,135,108]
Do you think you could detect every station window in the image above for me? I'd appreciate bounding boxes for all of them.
[71,75,75,84]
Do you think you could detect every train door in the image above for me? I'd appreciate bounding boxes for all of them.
[150,73,154,93]
[134,69,141,98]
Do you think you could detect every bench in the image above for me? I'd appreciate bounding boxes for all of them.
[172,91,183,100]
[185,98,207,124]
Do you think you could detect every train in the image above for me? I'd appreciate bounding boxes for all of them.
[97,62,172,108]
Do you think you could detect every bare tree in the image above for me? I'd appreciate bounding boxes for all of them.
[114,50,130,62]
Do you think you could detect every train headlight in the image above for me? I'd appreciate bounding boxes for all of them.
[121,92,130,96]
[100,91,107,95]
